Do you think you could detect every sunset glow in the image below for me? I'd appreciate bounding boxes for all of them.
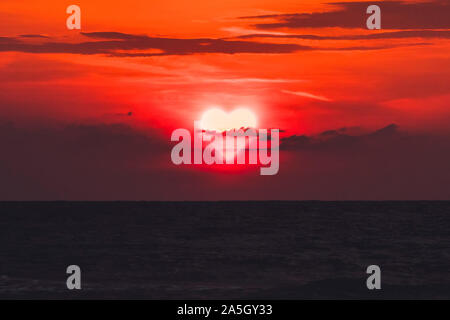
[200,108,257,132]
[0,0,449,200]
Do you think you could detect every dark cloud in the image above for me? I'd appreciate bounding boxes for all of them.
[0,30,429,57]
[244,1,450,30]
[233,30,450,41]
[81,32,149,40]
[281,123,400,150]
[322,42,431,51]
[1,122,449,200]
[19,34,50,39]
[0,122,170,200]
[0,32,304,56]
[0,37,20,45]
[274,123,450,200]
[0,122,167,163]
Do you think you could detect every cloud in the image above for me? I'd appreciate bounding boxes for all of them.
[0,30,429,58]
[275,123,450,200]
[0,122,170,200]
[0,32,304,57]
[1,122,450,200]
[80,32,148,40]
[203,78,304,84]
[234,30,450,41]
[243,1,450,30]
[0,37,20,45]
[281,123,400,150]
[0,122,167,159]
[221,27,289,36]
[282,89,332,102]
[19,34,50,39]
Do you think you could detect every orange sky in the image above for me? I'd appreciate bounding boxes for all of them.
[0,0,448,135]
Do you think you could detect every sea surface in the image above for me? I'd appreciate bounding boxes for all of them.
[0,201,449,299]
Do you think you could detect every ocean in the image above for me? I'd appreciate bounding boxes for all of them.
[1,201,449,299]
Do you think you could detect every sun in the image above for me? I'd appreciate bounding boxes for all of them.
[200,108,257,132]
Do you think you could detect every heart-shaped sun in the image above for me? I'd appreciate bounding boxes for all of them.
[200,108,257,132]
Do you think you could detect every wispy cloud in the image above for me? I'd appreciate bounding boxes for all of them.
[282,89,331,102]
[221,27,288,37]
[204,78,304,84]
[19,34,50,39]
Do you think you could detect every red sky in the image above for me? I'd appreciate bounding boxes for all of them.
[0,0,449,200]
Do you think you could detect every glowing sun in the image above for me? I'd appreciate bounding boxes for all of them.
[200,108,257,132]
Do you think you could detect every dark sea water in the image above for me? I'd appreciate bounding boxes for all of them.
[0,201,449,299]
